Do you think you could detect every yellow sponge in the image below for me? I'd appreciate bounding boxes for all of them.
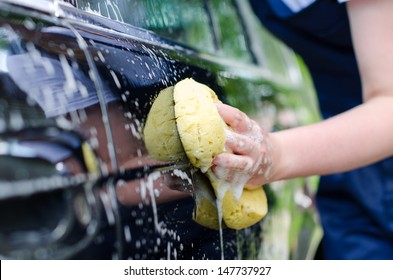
[192,171,220,230]
[173,79,226,172]
[143,86,187,162]
[143,78,268,230]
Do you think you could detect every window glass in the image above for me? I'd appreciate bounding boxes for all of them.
[76,0,215,54]
[208,0,253,63]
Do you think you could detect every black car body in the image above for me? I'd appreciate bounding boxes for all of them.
[0,0,322,260]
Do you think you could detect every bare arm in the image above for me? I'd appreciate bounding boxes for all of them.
[213,0,393,186]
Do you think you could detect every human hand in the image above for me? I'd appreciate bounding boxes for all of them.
[212,103,273,188]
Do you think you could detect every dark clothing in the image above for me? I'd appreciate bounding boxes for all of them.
[250,0,393,259]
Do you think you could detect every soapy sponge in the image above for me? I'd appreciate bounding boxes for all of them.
[143,86,187,162]
[173,79,226,172]
[143,78,268,230]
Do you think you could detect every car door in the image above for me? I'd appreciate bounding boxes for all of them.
[0,0,322,260]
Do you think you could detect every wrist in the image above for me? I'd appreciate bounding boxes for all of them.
[246,131,282,186]
[264,132,285,183]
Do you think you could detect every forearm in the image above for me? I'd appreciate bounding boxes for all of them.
[269,95,393,182]
[212,0,393,188]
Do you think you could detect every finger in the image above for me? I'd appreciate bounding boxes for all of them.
[225,130,257,155]
[212,152,253,172]
[212,166,236,182]
[212,166,251,186]
[216,103,254,133]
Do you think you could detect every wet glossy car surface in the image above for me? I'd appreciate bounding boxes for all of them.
[0,0,322,259]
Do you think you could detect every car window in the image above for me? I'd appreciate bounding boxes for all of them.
[74,0,252,63]
[208,0,253,63]
[76,0,216,54]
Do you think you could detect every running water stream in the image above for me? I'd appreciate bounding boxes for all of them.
[208,171,250,260]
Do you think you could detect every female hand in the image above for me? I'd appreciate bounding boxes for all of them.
[212,103,274,188]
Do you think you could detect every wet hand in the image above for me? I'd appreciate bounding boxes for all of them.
[212,103,273,188]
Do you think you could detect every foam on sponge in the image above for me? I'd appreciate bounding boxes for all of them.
[143,78,268,230]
